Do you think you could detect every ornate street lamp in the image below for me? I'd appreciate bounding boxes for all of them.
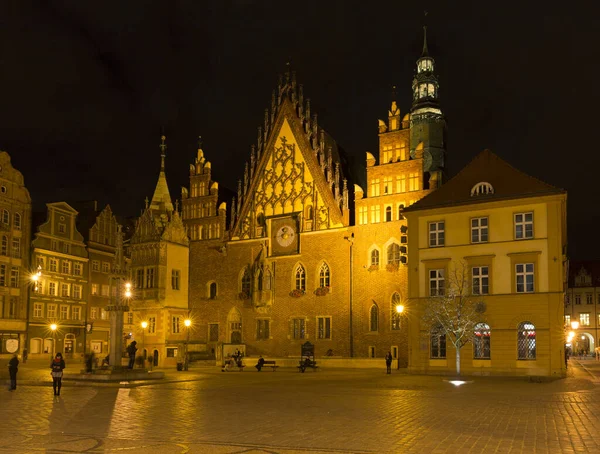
[50,323,57,358]
[184,319,191,371]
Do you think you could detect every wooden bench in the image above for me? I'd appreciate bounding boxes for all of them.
[298,360,318,372]
[261,360,278,371]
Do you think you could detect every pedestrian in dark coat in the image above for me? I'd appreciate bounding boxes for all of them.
[8,353,19,390]
[50,353,66,396]
[127,341,138,369]
[385,351,393,374]
[255,356,265,371]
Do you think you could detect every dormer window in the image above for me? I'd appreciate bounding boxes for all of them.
[470,182,494,196]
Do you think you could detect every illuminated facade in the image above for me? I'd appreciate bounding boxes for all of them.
[29,203,89,358]
[184,29,446,362]
[405,150,567,377]
[564,262,600,355]
[128,136,190,367]
[0,151,32,356]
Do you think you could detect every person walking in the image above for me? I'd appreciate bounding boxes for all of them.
[8,353,19,390]
[50,352,66,396]
[385,351,393,374]
[127,341,138,369]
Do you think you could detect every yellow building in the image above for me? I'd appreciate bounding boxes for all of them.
[404,150,567,377]
[564,261,600,354]
[128,136,190,367]
[0,151,32,357]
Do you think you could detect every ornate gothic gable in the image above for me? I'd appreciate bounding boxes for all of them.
[161,210,190,246]
[130,208,161,244]
[230,70,349,240]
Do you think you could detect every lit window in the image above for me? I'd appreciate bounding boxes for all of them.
[429,221,445,247]
[580,313,590,326]
[396,175,406,193]
[408,173,419,191]
[91,284,99,296]
[61,283,70,298]
[383,177,393,194]
[382,146,392,164]
[517,322,536,360]
[473,323,491,359]
[90,308,97,319]
[516,263,534,293]
[73,285,82,299]
[370,205,381,223]
[370,179,380,197]
[515,212,533,239]
[358,206,368,225]
[564,315,571,327]
[49,282,57,296]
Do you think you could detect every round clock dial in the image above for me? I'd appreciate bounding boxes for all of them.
[276,225,295,247]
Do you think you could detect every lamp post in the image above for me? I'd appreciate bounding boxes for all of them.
[141,321,148,365]
[344,233,355,357]
[26,266,42,357]
[184,319,191,371]
[50,323,57,358]
[395,304,404,369]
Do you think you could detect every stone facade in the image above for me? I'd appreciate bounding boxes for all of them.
[0,151,32,356]
[29,202,89,359]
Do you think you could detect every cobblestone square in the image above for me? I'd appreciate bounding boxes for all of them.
[2,360,600,453]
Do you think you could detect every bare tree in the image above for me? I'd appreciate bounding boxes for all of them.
[421,261,486,376]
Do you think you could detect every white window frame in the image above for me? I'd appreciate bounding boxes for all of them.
[72,306,81,320]
[472,266,489,295]
[429,269,445,296]
[515,263,534,293]
[172,316,181,334]
[471,217,488,243]
[514,212,533,240]
[580,313,590,326]
[429,221,445,247]
[33,303,43,318]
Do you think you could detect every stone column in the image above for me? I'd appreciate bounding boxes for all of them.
[107,277,129,369]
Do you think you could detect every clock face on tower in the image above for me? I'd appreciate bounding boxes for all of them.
[271,216,300,256]
[276,224,296,247]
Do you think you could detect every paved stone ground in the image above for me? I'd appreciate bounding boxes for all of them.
[1,358,600,453]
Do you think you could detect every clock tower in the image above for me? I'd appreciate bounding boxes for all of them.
[410,26,446,189]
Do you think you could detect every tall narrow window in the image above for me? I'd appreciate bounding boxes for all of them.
[209,282,217,299]
[171,270,181,290]
[370,249,380,267]
[263,269,272,290]
[136,269,144,289]
[473,323,491,359]
[317,317,331,339]
[10,267,19,288]
[370,304,379,332]
[148,317,156,334]
[319,262,330,288]
[429,269,445,296]
[396,175,406,193]
[0,264,5,286]
[370,179,380,197]
[383,177,393,194]
[295,265,306,291]
[385,206,392,222]
[517,322,536,360]
[11,238,20,258]
[358,206,368,225]
[241,267,251,295]
[14,213,21,230]
[292,318,305,339]
[430,326,446,358]
[172,316,181,334]
[1,236,7,255]
[256,319,270,340]
[472,266,489,295]
[2,209,9,224]
[146,268,155,288]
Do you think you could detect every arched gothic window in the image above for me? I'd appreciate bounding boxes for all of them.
[370,249,380,267]
[209,282,217,299]
[517,321,536,360]
[370,304,379,332]
[319,262,330,288]
[391,293,402,330]
[385,206,392,222]
[241,267,251,295]
[295,265,306,291]
[473,323,491,359]
[387,243,401,265]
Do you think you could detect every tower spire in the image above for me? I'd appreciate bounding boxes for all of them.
[422,25,429,56]
[159,135,167,172]
[150,134,174,213]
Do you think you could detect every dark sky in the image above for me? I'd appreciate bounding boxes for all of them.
[0,1,598,259]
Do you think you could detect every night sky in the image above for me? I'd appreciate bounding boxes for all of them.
[0,2,598,259]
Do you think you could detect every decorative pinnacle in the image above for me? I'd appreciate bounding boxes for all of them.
[197,135,202,150]
[159,135,167,171]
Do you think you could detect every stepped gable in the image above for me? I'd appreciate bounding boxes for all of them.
[230,65,350,239]
[568,260,600,288]
[404,149,565,212]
